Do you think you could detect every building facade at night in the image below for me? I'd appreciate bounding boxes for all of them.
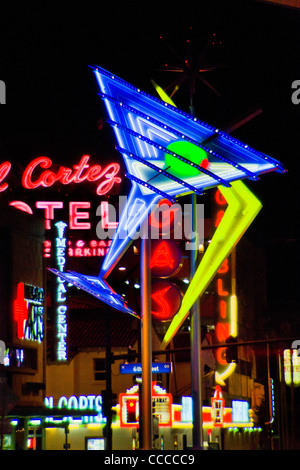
[0,64,290,451]
[0,195,272,451]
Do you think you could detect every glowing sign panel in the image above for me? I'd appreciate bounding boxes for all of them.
[13,283,44,342]
[211,386,225,427]
[284,349,300,387]
[53,221,69,362]
[232,400,250,423]
[45,394,105,424]
[1,155,122,195]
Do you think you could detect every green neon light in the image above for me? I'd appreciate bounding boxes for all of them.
[29,419,42,426]
[165,141,208,178]
[161,179,262,350]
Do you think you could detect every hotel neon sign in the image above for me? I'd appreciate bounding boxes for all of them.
[0,155,122,195]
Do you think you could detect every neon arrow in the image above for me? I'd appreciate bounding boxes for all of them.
[160,179,262,350]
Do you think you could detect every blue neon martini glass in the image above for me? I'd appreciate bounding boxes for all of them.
[48,66,286,317]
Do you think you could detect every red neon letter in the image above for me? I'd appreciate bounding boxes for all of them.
[215,210,225,228]
[215,189,227,205]
[95,163,122,195]
[150,241,175,269]
[36,201,63,229]
[22,157,54,189]
[218,258,229,274]
[0,161,11,192]
[68,155,90,183]
[216,347,227,365]
[215,322,230,342]
[151,286,172,320]
[101,201,118,229]
[219,300,227,319]
[69,202,91,230]
[217,279,229,296]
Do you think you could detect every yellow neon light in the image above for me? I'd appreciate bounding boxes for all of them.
[151,80,177,107]
[161,180,262,350]
[230,294,238,337]
[152,82,262,384]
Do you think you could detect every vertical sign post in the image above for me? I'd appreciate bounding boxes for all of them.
[140,221,153,449]
[190,192,203,449]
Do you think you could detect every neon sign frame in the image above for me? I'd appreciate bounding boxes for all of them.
[54,221,69,362]
[48,66,285,322]
[0,155,122,195]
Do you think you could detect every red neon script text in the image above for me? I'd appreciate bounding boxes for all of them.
[0,161,11,192]
[22,155,122,195]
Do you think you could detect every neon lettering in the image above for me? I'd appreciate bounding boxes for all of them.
[218,258,229,274]
[54,222,68,361]
[214,188,235,374]
[215,189,227,205]
[36,201,63,230]
[69,202,91,230]
[0,161,11,192]
[219,300,227,319]
[216,322,230,342]
[216,347,227,366]
[150,241,175,269]
[217,278,229,296]
[22,155,122,195]
[100,201,118,229]
[215,210,225,228]
[151,286,172,319]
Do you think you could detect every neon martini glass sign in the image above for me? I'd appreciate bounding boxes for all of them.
[49,66,285,321]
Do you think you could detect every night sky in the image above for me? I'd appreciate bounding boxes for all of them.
[0,0,299,331]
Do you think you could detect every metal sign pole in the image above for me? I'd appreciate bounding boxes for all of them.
[140,222,153,449]
[190,192,203,450]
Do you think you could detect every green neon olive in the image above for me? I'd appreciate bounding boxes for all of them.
[165,141,209,177]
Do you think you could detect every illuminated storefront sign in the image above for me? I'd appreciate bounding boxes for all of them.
[45,394,105,424]
[284,349,300,387]
[120,383,172,428]
[211,386,225,427]
[0,155,122,195]
[13,282,44,342]
[180,394,252,428]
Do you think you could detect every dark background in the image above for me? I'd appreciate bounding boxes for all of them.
[0,0,299,333]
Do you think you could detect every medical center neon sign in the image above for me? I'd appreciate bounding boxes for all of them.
[54,221,69,362]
